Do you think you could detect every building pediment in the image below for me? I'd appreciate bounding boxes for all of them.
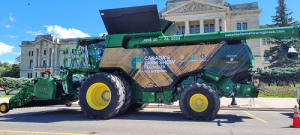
[163,0,228,15]
[31,38,53,46]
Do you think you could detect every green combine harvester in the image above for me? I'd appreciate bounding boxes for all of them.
[1,5,299,120]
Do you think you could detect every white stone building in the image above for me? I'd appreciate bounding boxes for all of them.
[20,0,270,78]
[20,35,77,78]
[161,0,264,68]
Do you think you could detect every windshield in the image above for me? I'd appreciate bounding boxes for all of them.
[87,41,105,70]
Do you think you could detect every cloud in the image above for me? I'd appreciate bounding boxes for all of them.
[8,35,17,38]
[5,25,12,28]
[0,42,14,55]
[12,52,21,55]
[9,17,14,22]
[26,30,43,36]
[44,25,90,38]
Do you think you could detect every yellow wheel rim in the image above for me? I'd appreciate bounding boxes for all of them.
[0,104,6,112]
[86,83,111,110]
[189,94,208,112]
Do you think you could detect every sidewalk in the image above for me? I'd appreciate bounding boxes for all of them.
[219,97,297,109]
[148,97,298,109]
[0,97,298,109]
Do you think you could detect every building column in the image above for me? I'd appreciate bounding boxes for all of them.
[185,20,190,34]
[222,18,227,31]
[51,46,55,75]
[33,48,37,68]
[51,47,54,68]
[215,18,220,32]
[199,19,204,33]
[37,48,41,68]
[47,48,50,68]
[54,45,59,75]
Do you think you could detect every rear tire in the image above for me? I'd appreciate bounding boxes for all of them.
[179,83,220,120]
[79,72,125,119]
[117,76,132,115]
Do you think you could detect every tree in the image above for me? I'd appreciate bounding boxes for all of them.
[268,0,299,68]
[271,0,298,27]
[257,0,299,86]
[2,64,20,78]
[15,55,21,63]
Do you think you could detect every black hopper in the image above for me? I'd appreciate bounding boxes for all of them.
[99,5,161,34]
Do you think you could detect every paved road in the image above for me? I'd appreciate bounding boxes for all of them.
[0,106,299,135]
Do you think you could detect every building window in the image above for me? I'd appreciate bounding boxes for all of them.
[28,73,32,78]
[219,26,222,31]
[44,50,47,56]
[177,26,180,35]
[29,60,33,69]
[264,57,270,61]
[195,25,200,33]
[237,23,241,30]
[243,23,247,30]
[264,50,270,61]
[182,26,185,34]
[35,72,37,78]
[28,51,34,56]
[262,39,266,45]
[267,38,271,45]
[73,60,77,68]
[204,24,209,33]
[190,25,194,34]
[210,24,214,32]
[43,60,47,68]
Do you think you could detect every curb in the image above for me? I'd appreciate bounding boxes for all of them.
[145,105,293,111]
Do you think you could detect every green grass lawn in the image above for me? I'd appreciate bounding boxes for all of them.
[260,84,298,97]
[258,93,296,98]
[264,84,300,91]
[0,95,13,98]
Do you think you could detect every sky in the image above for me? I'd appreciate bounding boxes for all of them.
[0,0,299,63]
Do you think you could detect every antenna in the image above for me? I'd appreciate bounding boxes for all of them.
[240,0,241,4]
[153,0,154,5]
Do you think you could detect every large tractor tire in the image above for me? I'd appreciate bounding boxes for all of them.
[180,83,220,120]
[116,76,132,115]
[79,73,125,119]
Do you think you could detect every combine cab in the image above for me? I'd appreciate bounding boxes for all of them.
[1,5,300,120]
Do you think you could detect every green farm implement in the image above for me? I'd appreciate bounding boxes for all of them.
[1,5,299,120]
